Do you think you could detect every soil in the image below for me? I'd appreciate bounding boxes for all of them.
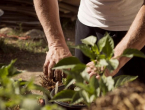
[89,80,145,110]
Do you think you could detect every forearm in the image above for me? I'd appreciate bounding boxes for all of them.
[114,2,145,69]
[33,0,66,47]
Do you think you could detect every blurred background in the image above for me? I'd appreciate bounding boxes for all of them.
[0,0,80,29]
[0,0,80,83]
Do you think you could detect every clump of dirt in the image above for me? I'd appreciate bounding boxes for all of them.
[90,80,145,110]
[39,75,62,91]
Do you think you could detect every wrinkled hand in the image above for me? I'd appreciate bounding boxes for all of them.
[86,61,102,79]
[43,45,72,82]
[86,61,119,79]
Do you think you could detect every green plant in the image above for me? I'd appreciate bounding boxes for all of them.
[51,33,145,107]
[0,60,64,110]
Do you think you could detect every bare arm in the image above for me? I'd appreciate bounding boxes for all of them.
[87,1,145,78]
[33,0,71,81]
[33,0,65,46]
[113,1,145,75]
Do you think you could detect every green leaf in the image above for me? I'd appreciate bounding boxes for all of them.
[52,90,76,102]
[7,60,21,77]
[76,45,96,59]
[71,92,83,105]
[100,76,114,95]
[0,67,8,78]
[114,75,138,88]
[96,88,101,97]
[89,76,99,94]
[105,76,114,91]
[33,84,51,99]
[71,64,86,73]
[89,95,96,103]
[80,90,90,104]
[75,83,90,93]
[53,57,82,69]
[98,59,108,67]
[65,75,75,89]
[80,69,90,81]
[53,65,76,70]
[21,99,41,110]
[122,48,145,58]
[107,59,119,73]
[63,69,84,83]
[81,36,97,46]
[98,33,114,59]
[92,44,100,55]
[42,105,65,110]
[97,54,106,59]
[0,60,21,78]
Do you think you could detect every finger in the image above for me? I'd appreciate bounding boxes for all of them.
[54,69,62,82]
[86,61,94,66]
[96,75,100,79]
[43,61,49,77]
[48,61,55,79]
[89,72,97,78]
[86,67,92,73]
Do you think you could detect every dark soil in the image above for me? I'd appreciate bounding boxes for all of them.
[40,75,63,91]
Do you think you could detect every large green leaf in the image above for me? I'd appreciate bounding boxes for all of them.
[71,92,83,105]
[71,64,86,73]
[98,33,114,59]
[114,75,138,88]
[122,48,145,58]
[53,57,82,70]
[53,65,76,70]
[76,45,96,59]
[107,59,119,73]
[81,36,97,46]
[52,90,76,102]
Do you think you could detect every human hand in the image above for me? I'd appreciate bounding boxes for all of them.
[43,45,72,82]
[86,61,119,79]
[86,61,102,79]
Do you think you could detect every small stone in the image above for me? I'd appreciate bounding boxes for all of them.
[0,27,13,34]
[23,29,45,39]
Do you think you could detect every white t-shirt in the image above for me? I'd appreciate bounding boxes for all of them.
[78,0,144,31]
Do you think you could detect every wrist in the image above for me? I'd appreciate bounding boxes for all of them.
[48,38,67,48]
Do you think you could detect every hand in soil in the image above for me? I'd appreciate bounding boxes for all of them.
[43,46,72,82]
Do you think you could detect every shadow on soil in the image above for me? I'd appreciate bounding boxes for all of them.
[0,40,46,72]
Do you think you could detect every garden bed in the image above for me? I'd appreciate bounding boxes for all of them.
[90,80,145,110]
